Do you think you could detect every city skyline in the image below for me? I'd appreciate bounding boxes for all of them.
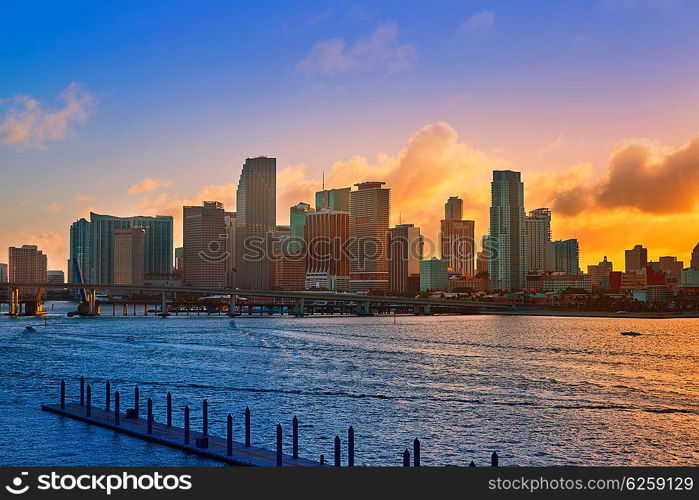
[2,2,699,271]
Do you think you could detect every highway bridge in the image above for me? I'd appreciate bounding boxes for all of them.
[0,282,513,317]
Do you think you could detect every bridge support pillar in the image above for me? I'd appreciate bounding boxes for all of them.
[355,301,372,316]
[158,291,170,317]
[8,288,19,316]
[293,298,305,317]
[227,295,239,317]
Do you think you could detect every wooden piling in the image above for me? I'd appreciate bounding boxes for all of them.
[147,398,153,434]
[60,380,65,410]
[227,414,233,456]
[320,454,325,465]
[166,392,172,427]
[491,452,498,467]
[115,391,120,425]
[334,435,341,467]
[80,376,85,405]
[469,460,476,467]
[245,407,250,447]
[202,399,208,436]
[134,386,139,417]
[403,449,410,467]
[184,405,190,445]
[348,426,355,467]
[276,424,283,467]
[105,381,110,412]
[413,438,420,467]
[292,416,299,459]
[86,384,92,416]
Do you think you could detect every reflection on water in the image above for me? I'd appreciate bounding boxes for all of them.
[0,301,697,466]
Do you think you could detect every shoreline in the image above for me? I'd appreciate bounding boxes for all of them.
[485,309,699,319]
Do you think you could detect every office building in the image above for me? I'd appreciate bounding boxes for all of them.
[525,208,551,273]
[444,196,463,221]
[47,270,65,284]
[691,243,699,270]
[420,258,449,292]
[235,156,276,290]
[488,170,527,291]
[304,210,350,291]
[587,256,613,290]
[69,218,92,284]
[316,187,351,212]
[9,245,48,297]
[289,202,313,253]
[625,244,648,272]
[349,182,391,291]
[224,213,236,288]
[545,239,580,275]
[113,227,146,285]
[440,196,475,278]
[274,253,307,290]
[183,201,227,288]
[388,223,423,294]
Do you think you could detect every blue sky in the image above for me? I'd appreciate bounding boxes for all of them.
[2,0,699,270]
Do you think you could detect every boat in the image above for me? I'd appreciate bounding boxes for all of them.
[24,326,36,333]
[621,331,642,336]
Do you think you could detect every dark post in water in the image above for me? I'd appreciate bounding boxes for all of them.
[348,426,355,467]
[166,392,172,427]
[86,384,92,416]
[184,405,190,445]
[491,452,498,467]
[276,424,283,467]
[292,416,299,459]
[80,376,84,405]
[115,391,120,425]
[227,414,233,456]
[202,399,208,436]
[413,438,421,467]
[60,380,65,410]
[334,435,341,467]
[403,449,410,467]
[105,381,110,412]
[147,397,153,434]
[134,386,139,417]
[244,407,250,447]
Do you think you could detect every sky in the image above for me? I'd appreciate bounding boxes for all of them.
[1,0,699,273]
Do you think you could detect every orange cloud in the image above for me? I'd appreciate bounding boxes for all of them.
[127,178,173,194]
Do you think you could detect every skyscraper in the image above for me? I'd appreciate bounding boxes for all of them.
[9,245,48,297]
[525,208,551,273]
[691,243,699,270]
[289,202,313,253]
[315,187,351,212]
[69,218,92,284]
[388,223,423,294]
[625,244,648,272]
[488,170,527,291]
[113,227,146,285]
[0,263,7,283]
[183,201,227,288]
[349,182,391,291]
[304,209,350,291]
[88,213,173,284]
[444,196,463,221]
[440,196,475,277]
[235,156,276,290]
[587,256,613,290]
[224,212,237,287]
[420,258,449,292]
[545,239,580,275]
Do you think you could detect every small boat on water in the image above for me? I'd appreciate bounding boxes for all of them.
[24,326,36,333]
[621,331,642,336]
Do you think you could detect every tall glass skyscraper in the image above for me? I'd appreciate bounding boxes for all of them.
[69,218,92,284]
[488,170,527,291]
[525,208,551,273]
[235,156,276,290]
[289,202,313,254]
[315,187,351,212]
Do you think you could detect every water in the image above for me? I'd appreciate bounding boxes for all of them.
[1,301,697,466]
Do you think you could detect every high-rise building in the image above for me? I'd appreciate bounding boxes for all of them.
[488,170,527,291]
[691,243,699,270]
[444,196,463,221]
[545,239,580,275]
[316,187,351,212]
[304,210,350,291]
[658,256,683,276]
[235,156,276,290]
[113,227,146,285]
[183,201,227,288]
[69,218,92,284]
[476,235,490,277]
[420,258,449,292]
[625,244,648,272]
[0,263,7,283]
[47,270,65,284]
[388,223,423,294]
[525,208,551,273]
[88,213,173,284]
[440,219,475,278]
[274,254,307,290]
[224,212,237,288]
[587,256,613,290]
[289,202,313,253]
[9,245,48,297]
[349,182,391,291]
[174,247,184,273]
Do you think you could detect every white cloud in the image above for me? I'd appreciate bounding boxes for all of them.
[459,11,496,39]
[297,21,416,75]
[47,203,62,214]
[127,178,173,194]
[0,83,97,150]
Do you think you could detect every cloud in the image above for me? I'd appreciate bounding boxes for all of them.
[47,203,62,214]
[0,83,96,150]
[539,133,565,155]
[127,178,173,194]
[73,193,95,204]
[296,21,416,75]
[459,11,496,39]
[549,135,699,215]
